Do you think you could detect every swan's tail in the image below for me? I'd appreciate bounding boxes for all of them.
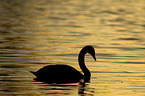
[30,71,37,76]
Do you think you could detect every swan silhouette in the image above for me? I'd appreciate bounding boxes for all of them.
[31,45,96,84]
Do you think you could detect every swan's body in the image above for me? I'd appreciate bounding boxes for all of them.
[31,65,83,83]
[31,45,96,84]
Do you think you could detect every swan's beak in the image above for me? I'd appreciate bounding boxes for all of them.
[92,54,96,61]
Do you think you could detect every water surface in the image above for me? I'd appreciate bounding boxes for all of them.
[0,0,145,96]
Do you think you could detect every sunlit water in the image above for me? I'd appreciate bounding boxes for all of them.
[0,0,145,96]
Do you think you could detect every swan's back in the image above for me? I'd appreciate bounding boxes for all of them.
[31,64,83,83]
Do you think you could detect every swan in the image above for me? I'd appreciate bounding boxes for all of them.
[31,45,96,84]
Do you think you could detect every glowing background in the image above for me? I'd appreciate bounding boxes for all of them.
[0,0,145,95]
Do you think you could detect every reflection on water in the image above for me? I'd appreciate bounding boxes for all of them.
[0,0,145,95]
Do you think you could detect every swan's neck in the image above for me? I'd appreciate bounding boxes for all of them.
[78,50,91,82]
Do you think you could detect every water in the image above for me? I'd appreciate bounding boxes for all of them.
[0,0,145,95]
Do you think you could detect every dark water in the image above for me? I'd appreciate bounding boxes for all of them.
[0,0,145,96]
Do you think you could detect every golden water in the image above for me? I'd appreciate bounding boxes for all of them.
[0,0,145,96]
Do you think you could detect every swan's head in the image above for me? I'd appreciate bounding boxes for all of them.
[83,45,96,61]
